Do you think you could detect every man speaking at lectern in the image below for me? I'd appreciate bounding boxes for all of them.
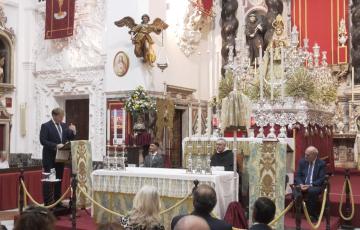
[40,108,76,206]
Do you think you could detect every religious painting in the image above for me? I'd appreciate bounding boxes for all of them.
[107,100,126,145]
[113,51,129,77]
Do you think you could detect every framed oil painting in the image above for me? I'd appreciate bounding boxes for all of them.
[113,51,129,77]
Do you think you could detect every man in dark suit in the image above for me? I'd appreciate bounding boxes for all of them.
[171,184,232,230]
[249,197,275,230]
[40,108,76,206]
[144,142,164,168]
[210,138,234,171]
[294,146,326,222]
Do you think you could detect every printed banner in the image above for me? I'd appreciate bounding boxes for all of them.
[45,0,75,39]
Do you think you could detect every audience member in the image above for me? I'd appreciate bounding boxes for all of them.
[14,206,55,230]
[144,142,164,168]
[171,184,232,230]
[119,185,164,230]
[210,138,234,171]
[249,197,276,230]
[173,215,210,230]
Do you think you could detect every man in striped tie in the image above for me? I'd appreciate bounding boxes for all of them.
[294,146,326,222]
[40,108,76,207]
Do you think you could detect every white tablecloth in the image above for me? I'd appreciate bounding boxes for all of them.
[92,168,238,218]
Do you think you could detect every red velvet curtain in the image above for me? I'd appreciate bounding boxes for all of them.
[253,124,334,173]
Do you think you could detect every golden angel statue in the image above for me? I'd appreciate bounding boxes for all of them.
[114,14,168,65]
[0,57,5,83]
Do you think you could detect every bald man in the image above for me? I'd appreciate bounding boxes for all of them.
[171,184,232,230]
[210,138,234,171]
[294,146,326,222]
[174,215,210,230]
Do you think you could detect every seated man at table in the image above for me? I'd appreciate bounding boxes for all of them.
[294,146,326,222]
[144,142,164,168]
[171,184,232,230]
[210,138,234,171]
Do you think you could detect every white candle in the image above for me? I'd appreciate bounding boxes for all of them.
[352,67,355,102]
[207,103,212,136]
[114,109,117,143]
[189,104,193,137]
[107,109,110,143]
[254,58,257,75]
[122,108,126,141]
[281,47,285,100]
[259,45,263,62]
[270,48,274,100]
[197,102,202,136]
[260,63,264,100]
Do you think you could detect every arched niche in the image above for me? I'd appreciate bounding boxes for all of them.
[0,5,15,92]
[0,32,14,85]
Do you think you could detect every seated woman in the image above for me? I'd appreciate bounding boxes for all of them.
[119,185,164,230]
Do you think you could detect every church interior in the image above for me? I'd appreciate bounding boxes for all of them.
[0,0,359,229]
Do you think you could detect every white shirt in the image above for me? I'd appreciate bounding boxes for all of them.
[307,159,316,185]
[52,119,63,142]
[0,160,9,169]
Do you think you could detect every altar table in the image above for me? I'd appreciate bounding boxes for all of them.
[92,168,238,228]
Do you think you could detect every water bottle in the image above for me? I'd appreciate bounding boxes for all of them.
[50,168,56,181]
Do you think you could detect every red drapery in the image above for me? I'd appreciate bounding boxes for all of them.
[0,168,70,210]
[291,0,349,65]
[45,0,75,39]
[253,124,334,172]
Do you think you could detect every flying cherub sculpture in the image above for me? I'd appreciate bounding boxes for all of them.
[114,14,168,65]
[0,57,5,83]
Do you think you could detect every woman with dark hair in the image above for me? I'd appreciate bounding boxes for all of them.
[14,206,56,230]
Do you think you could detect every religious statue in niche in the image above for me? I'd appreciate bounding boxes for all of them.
[0,57,5,83]
[245,13,264,65]
[114,14,168,65]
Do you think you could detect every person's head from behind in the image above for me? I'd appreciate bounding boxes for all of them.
[149,142,159,153]
[192,184,217,214]
[252,197,276,225]
[304,146,318,163]
[174,215,210,230]
[14,206,55,230]
[129,185,161,227]
[51,107,64,124]
[215,138,226,153]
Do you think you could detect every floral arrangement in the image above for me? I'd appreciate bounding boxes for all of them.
[125,86,156,114]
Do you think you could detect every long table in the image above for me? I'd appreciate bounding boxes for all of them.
[92,168,238,228]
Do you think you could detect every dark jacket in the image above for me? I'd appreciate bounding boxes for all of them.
[40,120,75,167]
[171,211,232,230]
[295,158,326,186]
[210,149,234,171]
[249,223,272,230]
[144,153,164,168]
